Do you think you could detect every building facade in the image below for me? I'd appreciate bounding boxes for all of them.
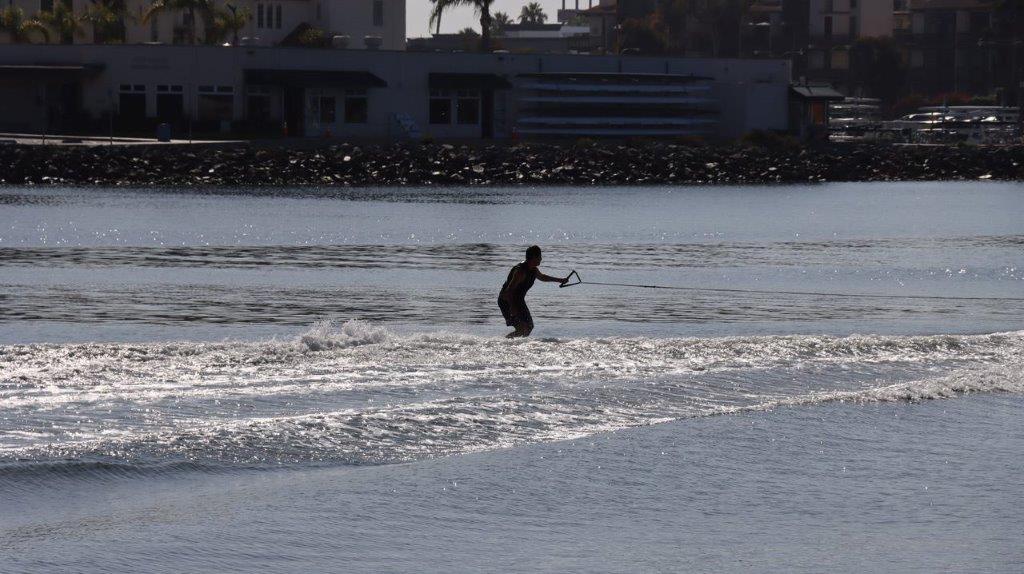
[0,44,792,140]
[0,0,405,50]
[409,23,595,54]
[904,0,999,96]
[804,0,893,88]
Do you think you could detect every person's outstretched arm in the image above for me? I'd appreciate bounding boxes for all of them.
[537,271,570,284]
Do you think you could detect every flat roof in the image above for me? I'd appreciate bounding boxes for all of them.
[0,63,104,76]
[790,85,845,100]
[909,0,995,10]
[518,72,715,83]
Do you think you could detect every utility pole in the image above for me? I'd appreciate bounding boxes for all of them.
[227,3,239,46]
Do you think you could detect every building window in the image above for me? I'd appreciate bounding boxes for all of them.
[456,89,480,125]
[197,85,234,122]
[823,0,833,13]
[850,15,858,36]
[831,49,849,69]
[316,1,321,20]
[40,0,53,12]
[310,94,335,124]
[429,89,451,124]
[910,48,923,68]
[344,89,368,123]
[320,96,336,123]
[824,16,833,37]
[373,0,383,26]
[118,84,146,119]
[150,14,159,41]
[808,50,825,70]
[257,3,281,29]
[156,84,184,121]
[969,11,988,34]
[850,0,857,8]
[247,86,272,122]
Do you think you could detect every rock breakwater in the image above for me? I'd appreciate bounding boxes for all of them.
[2,141,1022,187]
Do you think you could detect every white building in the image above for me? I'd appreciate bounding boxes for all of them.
[0,0,405,49]
[0,44,792,140]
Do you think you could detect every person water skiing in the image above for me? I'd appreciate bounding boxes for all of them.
[498,245,569,338]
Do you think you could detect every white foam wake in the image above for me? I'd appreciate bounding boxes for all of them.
[1,321,1022,467]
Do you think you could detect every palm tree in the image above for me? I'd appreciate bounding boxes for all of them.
[211,3,249,45]
[0,6,49,43]
[491,10,511,35]
[429,0,496,52]
[84,0,128,43]
[518,2,547,25]
[38,0,84,44]
[141,0,214,45]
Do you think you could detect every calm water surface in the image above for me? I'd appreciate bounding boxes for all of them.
[1,182,1022,573]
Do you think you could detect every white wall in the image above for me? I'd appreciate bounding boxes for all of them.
[322,0,405,50]
[0,44,792,139]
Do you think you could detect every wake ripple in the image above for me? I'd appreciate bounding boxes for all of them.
[1,321,1021,473]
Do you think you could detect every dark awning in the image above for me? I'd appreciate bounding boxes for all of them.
[429,73,512,90]
[790,85,845,101]
[0,63,104,78]
[244,69,387,88]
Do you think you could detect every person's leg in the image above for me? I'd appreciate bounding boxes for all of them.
[500,297,518,337]
[520,305,534,337]
[506,322,529,338]
[503,301,533,338]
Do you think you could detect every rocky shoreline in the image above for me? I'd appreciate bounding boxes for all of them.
[1,141,1022,187]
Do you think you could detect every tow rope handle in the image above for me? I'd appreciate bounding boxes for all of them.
[560,270,582,288]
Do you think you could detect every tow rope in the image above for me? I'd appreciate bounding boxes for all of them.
[558,270,1024,302]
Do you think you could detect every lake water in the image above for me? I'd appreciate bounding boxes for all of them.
[1,183,1023,573]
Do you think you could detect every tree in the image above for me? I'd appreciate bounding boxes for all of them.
[618,17,666,55]
[296,26,329,47]
[38,0,84,44]
[141,0,214,45]
[429,0,496,52]
[491,10,511,35]
[518,1,547,24]
[210,3,250,45]
[657,0,754,57]
[84,0,128,44]
[0,6,49,43]
[653,0,688,54]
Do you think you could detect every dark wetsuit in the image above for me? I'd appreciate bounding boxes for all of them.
[498,262,537,330]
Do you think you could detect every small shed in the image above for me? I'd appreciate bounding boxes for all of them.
[790,84,845,142]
